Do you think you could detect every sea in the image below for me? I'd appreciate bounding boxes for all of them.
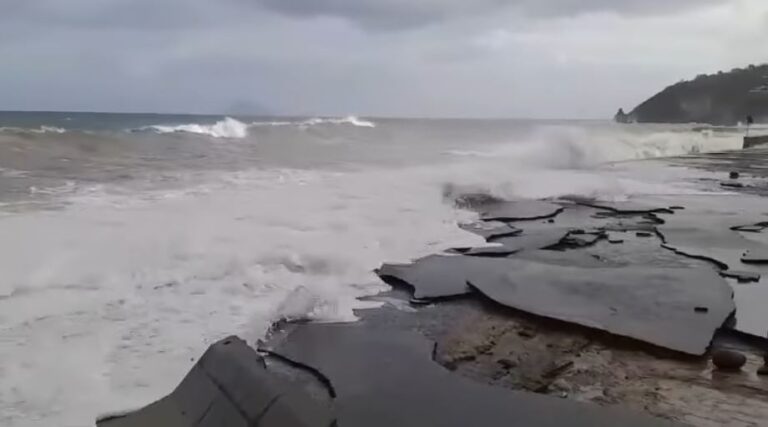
[0,111,748,426]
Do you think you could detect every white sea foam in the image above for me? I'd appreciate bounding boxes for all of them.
[300,115,376,128]
[0,167,30,178]
[249,120,294,127]
[147,117,249,138]
[142,115,375,138]
[248,116,376,128]
[33,126,67,134]
[436,125,736,201]
[0,166,483,426]
[446,125,742,168]
[28,181,79,196]
[0,125,67,134]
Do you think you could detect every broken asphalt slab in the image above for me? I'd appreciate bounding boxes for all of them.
[485,229,568,253]
[720,270,762,283]
[645,194,768,337]
[378,251,733,355]
[742,248,768,264]
[458,221,522,240]
[462,256,733,356]
[479,200,564,222]
[267,321,682,427]
[97,336,335,427]
[377,254,478,299]
[562,197,675,215]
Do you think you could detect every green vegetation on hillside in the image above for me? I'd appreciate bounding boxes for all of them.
[624,64,768,125]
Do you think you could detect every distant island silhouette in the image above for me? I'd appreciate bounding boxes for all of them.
[617,63,768,125]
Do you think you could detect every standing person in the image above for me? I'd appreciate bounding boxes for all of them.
[747,115,754,136]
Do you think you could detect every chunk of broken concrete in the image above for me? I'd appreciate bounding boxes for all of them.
[732,223,767,233]
[741,249,768,264]
[567,198,673,215]
[377,251,607,301]
[657,204,768,337]
[489,229,568,253]
[712,349,747,371]
[377,255,476,299]
[559,231,605,248]
[97,336,335,427]
[459,221,522,240]
[480,200,563,222]
[269,322,681,427]
[721,182,745,189]
[461,257,734,355]
[455,245,518,258]
[719,270,761,283]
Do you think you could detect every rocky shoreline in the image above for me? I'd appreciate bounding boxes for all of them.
[100,147,768,427]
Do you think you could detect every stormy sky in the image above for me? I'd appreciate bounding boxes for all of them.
[1,0,766,118]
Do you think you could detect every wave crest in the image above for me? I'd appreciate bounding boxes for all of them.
[140,115,376,138]
[147,117,249,139]
[300,115,376,128]
[445,125,743,169]
[0,125,67,134]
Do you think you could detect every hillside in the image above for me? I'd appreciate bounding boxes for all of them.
[622,64,768,125]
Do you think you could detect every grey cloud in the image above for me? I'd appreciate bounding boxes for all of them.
[250,0,451,29]
[523,0,726,16]
[1,0,727,32]
[0,0,757,119]
[1,0,246,30]
[253,0,726,30]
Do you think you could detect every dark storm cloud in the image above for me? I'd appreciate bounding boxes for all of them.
[253,0,726,30]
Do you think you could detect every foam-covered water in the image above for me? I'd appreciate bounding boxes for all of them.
[138,115,376,139]
[0,114,744,426]
[144,117,250,138]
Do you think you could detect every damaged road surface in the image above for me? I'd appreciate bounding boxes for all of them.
[380,252,734,355]
[464,257,734,355]
[97,336,335,427]
[265,321,681,427]
[648,194,768,337]
[103,321,682,427]
[99,187,768,427]
[479,200,564,222]
[380,198,745,355]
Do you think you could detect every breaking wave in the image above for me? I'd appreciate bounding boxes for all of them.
[0,115,378,139]
[138,115,376,138]
[0,125,67,134]
[145,117,250,139]
[299,115,376,128]
[445,125,743,169]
